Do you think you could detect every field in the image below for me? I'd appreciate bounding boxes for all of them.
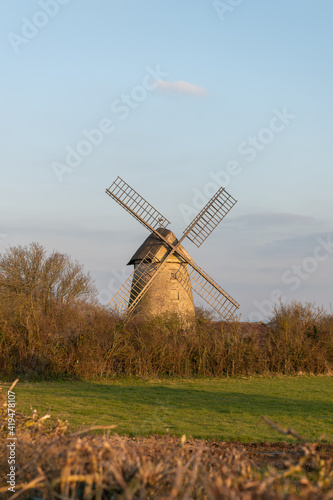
[2,376,333,498]
[12,376,333,442]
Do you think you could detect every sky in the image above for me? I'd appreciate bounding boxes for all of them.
[1,0,332,321]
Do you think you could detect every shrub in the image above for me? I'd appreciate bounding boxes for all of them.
[0,243,332,379]
[267,301,333,374]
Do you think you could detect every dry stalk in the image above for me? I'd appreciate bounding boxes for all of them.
[262,416,306,441]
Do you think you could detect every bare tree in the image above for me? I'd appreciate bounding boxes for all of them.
[0,242,96,314]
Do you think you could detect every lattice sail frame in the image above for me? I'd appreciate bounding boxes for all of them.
[106,177,239,319]
[176,262,239,319]
[183,186,237,248]
[109,250,160,315]
[106,177,170,232]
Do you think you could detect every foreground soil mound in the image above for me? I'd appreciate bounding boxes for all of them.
[1,428,333,499]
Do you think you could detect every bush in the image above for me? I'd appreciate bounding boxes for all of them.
[267,301,333,374]
[1,299,332,380]
[0,243,332,380]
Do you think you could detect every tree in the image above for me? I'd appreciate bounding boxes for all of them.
[0,242,96,315]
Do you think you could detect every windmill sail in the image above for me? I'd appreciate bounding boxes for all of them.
[183,186,237,247]
[109,250,161,315]
[176,261,239,318]
[106,177,170,233]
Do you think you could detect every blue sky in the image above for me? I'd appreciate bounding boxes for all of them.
[1,0,332,320]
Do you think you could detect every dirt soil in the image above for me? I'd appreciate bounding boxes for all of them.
[103,434,333,470]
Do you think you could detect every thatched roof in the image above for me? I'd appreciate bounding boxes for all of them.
[127,228,192,265]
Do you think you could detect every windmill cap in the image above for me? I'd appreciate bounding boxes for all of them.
[127,228,192,265]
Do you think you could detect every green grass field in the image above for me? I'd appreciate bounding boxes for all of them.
[6,376,333,442]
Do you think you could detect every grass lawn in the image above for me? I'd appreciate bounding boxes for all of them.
[4,376,333,442]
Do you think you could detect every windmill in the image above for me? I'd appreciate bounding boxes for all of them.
[106,177,239,321]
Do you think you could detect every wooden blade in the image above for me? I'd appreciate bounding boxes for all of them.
[108,268,136,316]
[176,260,239,319]
[183,187,237,247]
[106,177,170,234]
[109,250,161,317]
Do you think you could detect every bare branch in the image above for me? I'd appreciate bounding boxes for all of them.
[262,416,306,442]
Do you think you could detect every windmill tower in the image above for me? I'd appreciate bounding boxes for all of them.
[106,177,239,321]
[127,228,195,317]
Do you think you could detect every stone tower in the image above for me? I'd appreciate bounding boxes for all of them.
[127,228,195,318]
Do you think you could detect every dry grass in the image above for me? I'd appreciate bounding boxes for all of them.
[1,382,333,499]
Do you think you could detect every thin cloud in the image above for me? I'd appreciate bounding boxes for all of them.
[157,80,207,96]
[257,231,332,258]
[227,213,314,228]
